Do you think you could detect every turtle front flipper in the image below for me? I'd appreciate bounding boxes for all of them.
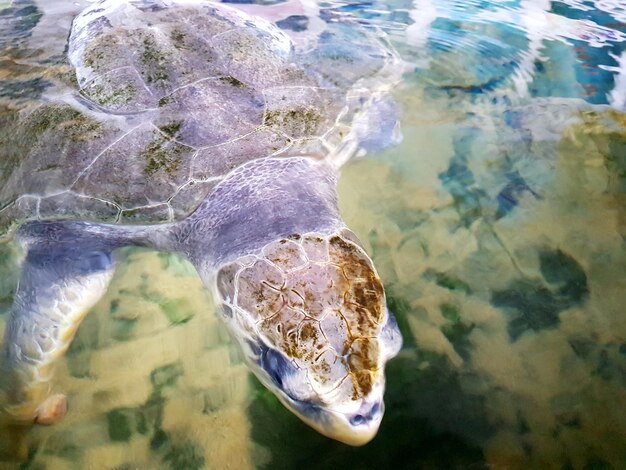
[1,222,117,425]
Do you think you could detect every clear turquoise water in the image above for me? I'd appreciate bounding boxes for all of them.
[1,0,625,468]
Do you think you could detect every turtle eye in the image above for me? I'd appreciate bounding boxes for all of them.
[260,344,293,388]
[257,342,314,402]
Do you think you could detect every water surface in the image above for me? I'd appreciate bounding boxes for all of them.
[0,0,625,468]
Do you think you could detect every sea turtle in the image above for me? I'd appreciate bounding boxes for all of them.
[0,0,402,445]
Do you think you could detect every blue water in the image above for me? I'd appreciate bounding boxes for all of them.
[1,0,625,468]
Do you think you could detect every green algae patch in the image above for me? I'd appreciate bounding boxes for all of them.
[157,252,197,277]
[440,302,461,322]
[170,28,187,49]
[439,305,475,360]
[82,33,123,71]
[539,249,588,303]
[83,82,137,108]
[575,110,626,194]
[158,298,195,325]
[158,121,182,138]
[491,248,589,340]
[83,45,106,70]
[264,107,324,138]
[111,317,138,341]
[140,34,171,85]
[141,134,187,176]
[150,363,183,393]
[20,104,105,148]
[424,269,472,294]
[66,352,92,378]
[163,442,205,470]
[219,76,245,88]
[83,49,104,69]
[62,117,103,143]
[492,279,563,340]
[107,408,134,442]
[0,242,20,313]
[27,104,99,137]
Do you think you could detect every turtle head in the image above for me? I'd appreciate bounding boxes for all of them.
[215,230,402,445]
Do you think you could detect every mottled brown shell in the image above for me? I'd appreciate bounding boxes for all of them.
[216,232,386,402]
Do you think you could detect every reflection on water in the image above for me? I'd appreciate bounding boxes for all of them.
[1,0,625,468]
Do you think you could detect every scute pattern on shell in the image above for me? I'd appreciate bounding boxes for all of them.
[216,232,387,403]
[0,0,349,239]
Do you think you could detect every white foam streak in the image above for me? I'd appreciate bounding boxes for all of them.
[608,50,626,111]
[406,0,437,49]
